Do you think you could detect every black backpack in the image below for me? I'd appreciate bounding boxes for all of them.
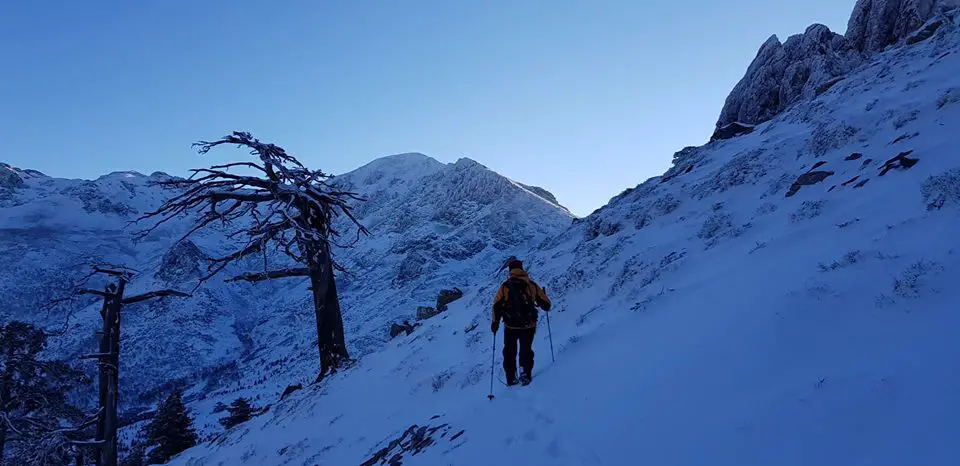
[501,278,538,328]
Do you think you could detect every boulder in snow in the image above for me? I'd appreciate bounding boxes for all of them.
[416,306,441,321]
[786,170,836,197]
[390,320,420,338]
[710,122,756,142]
[436,287,464,311]
[878,150,920,175]
[280,383,303,400]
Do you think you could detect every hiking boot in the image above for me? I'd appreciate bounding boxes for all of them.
[520,372,532,386]
[506,372,518,386]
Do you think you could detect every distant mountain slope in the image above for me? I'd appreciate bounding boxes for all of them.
[168,3,960,466]
[0,152,572,412]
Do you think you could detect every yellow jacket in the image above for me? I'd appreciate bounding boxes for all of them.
[492,269,552,329]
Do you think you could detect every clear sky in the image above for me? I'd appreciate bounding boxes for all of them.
[1,1,853,216]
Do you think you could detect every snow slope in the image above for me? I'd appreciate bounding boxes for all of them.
[168,6,960,466]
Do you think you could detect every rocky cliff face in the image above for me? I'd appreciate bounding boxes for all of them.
[715,0,960,136]
[847,0,959,52]
[715,25,864,135]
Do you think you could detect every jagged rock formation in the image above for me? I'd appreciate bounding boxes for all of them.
[715,25,864,134]
[155,240,205,283]
[714,0,960,137]
[0,164,25,190]
[847,0,959,52]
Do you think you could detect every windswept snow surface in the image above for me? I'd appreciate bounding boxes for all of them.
[170,10,960,466]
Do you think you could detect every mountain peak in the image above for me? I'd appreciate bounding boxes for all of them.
[715,0,959,136]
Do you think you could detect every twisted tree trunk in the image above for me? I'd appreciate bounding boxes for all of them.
[307,241,349,382]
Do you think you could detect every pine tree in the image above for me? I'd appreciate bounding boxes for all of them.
[0,321,88,464]
[119,442,146,466]
[218,397,254,430]
[144,389,197,464]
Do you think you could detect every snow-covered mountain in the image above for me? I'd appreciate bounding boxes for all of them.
[0,154,572,413]
[156,2,960,465]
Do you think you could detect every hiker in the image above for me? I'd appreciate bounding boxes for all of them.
[491,258,551,386]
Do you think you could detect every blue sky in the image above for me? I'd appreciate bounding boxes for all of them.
[1,1,852,216]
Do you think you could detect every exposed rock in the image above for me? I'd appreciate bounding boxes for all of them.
[0,164,25,189]
[155,240,206,283]
[360,421,461,466]
[416,306,441,321]
[435,288,464,312]
[878,150,920,175]
[816,76,846,95]
[716,0,960,130]
[279,384,302,401]
[843,175,863,186]
[63,181,138,216]
[846,152,865,160]
[710,122,756,141]
[907,17,946,43]
[892,132,920,144]
[390,320,420,338]
[847,0,956,53]
[855,179,872,188]
[861,158,875,169]
[517,183,566,211]
[716,25,864,130]
[786,170,836,197]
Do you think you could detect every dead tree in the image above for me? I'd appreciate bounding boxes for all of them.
[134,131,368,383]
[76,266,188,466]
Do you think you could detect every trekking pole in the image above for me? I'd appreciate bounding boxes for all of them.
[488,332,496,400]
[545,310,555,363]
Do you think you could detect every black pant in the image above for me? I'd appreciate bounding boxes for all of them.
[503,327,536,379]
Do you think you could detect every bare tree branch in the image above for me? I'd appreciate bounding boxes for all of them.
[76,289,111,298]
[78,353,114,360]
[121,290,190,305]
[226,268,310,283]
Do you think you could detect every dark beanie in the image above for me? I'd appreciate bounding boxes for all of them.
[508,259,524,270]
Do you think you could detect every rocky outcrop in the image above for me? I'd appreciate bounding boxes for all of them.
[715,0,959,135]
[155,240,206,283]
[416,306,441,321]
[878,150,920,175]
[847,0,957,52]
[786,170,836,197]
[360,420,463,466]
[715,25,864,134]
[279,383,302,400]
[0,164,25,190]
[435,288,464,312]
[711,122,756,142]
[389,320,420,338]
